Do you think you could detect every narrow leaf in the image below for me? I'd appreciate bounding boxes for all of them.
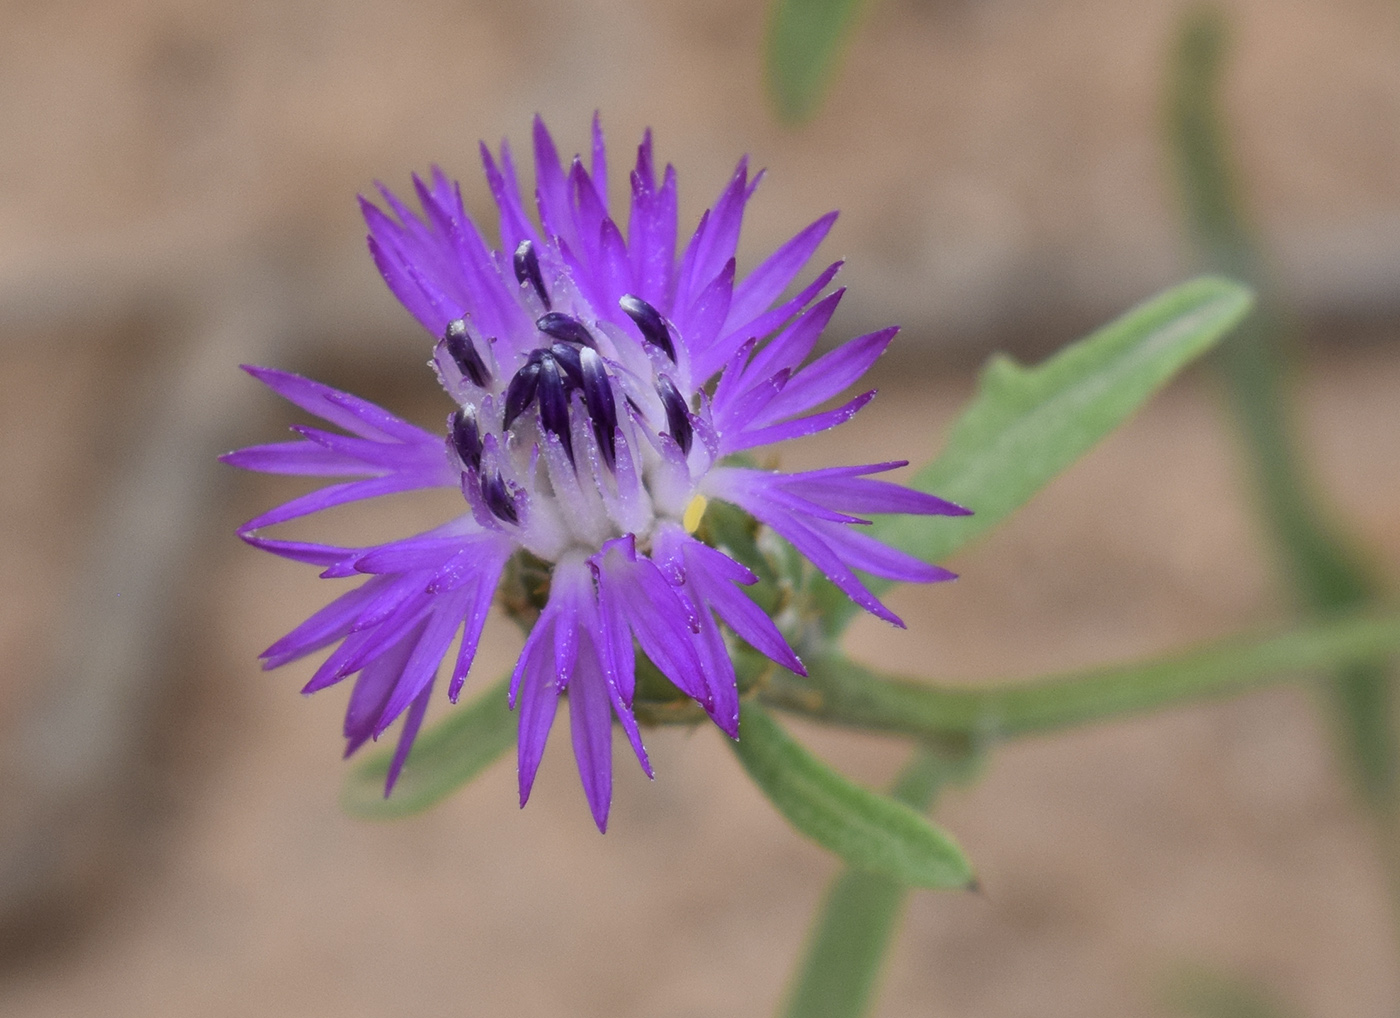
[764,611,1400,742]
[766,0,867,122]
[779,749,979,1018]
[343,675,514,819]
[818,276,1252,635]
[731,700,973,888]
[884,276,1251,568]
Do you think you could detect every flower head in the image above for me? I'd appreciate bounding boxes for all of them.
[225,116,968,830]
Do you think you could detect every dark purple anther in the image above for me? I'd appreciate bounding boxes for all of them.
[619,295,676,362]
[444,319,492,388]
[536,354,574,465]
[579,346,617,469]
[513,240,551,310]
[449,407,483,471]
[536,312,596,349]
[481,471,519,524]
[655,375,693,456]
[502,359,542,431]
[548,342,585,389]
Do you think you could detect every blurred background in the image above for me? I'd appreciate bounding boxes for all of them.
[2,0,1400,1014]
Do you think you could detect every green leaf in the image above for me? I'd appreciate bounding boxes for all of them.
[778,749,979,1018]
[817,276,1253,636]
[884,275,1252,568]
[342,675,515,819]
[766,0,867,122]
[763,611,1400,742]
[730,700,973,888]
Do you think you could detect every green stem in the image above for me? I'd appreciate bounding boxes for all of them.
[762,612,1400,744]
[1166,4,1394,808]
[778,749,978,1018]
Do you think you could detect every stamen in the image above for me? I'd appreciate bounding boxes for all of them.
[481,471,520,524]
[536,354,574,466]
[619,295,676,362]
[683,495,708,534]
[449,407,483,471]
[536,312,597,349]
[444,319,492,388]
[548,342,585,389]
[655,375,693,455]
[513,241,551,310]
[579,346,617,469]
[502,359,542,431]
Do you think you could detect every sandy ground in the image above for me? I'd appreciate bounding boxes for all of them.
[0,336,1396,1017]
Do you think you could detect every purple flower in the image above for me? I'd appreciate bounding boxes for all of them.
[225,116,968,830]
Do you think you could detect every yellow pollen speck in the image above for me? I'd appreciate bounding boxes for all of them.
[683,495,708,534]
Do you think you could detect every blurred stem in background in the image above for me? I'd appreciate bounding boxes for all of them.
[1163,964,1302,1018]
[766,0,869,121]
[1166,4,1396,814]
[778,748,980,1018]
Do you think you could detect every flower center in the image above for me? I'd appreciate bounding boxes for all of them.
[436,257,702,563]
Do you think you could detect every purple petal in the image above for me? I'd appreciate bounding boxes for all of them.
[628,160,677,309]
[726,211,837,329]
[448,544,509,701]
[373,587,472,736]
[320,391,442,446]
[676,159,751,312]
[690,610,739,737]
[480,139,540,257]
[241,534,358,568]
[741,288,845,386]
[220,441,368,477]
[310,586,436,690]
[238,473,447,533]
[754,328,897,426]
[810,520,959,584]
[709,472,905,626]
[240,366,426,441]
[364,213,452,336]
[595,217,634,310]
[343,623,422,754]
[781,470,971,517]
[696,261,843,383]
[724,390,876,453]
[590,591,651,775]
[682,538,804,676]
[260,574,395,669]
[569,158,609,267]
[712,367,790,438]
[352,531,475,575]
[532,116,576,252]
[590,112,609,209]
[674,258,735,364]
[568,633,614,831]
[515,621,563,807]
[593,537,706,698]
[385,674,435,794]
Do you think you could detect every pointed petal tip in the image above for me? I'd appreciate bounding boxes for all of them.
[710,709,740,740]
